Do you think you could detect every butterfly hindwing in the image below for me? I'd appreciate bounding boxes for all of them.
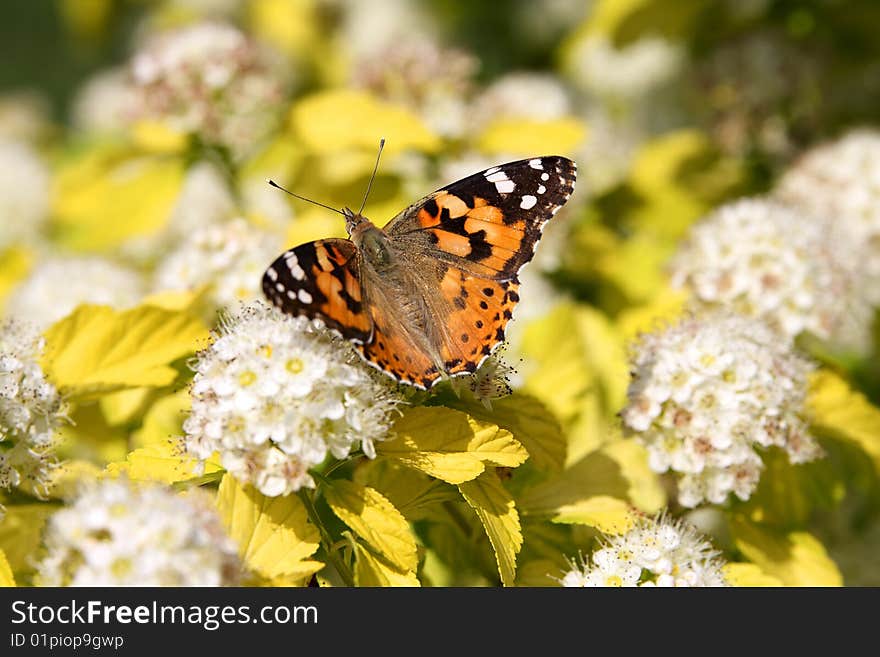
[387,156,577,280]
[262,238,372,343]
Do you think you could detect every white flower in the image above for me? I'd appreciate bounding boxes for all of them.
[183,304,402,497]
[0,319,63,506]
[0,140,50,250]
[153,218,283,311]
[71,68,136,134]
[562,514,728,587]
[350,36,477,138]
[36,479,240,586]
[621,313,820,507]
[470,72,572,127]
[774,129,880,305]
[670,198,872,353]
[0,91,51,142]
[130,22,288,158]
[567,35,684,100]
[5,256,145,328]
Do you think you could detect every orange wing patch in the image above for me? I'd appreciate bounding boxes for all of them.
[437,267,519,375]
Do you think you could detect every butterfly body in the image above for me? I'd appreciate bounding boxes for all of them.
[263,156,577,389]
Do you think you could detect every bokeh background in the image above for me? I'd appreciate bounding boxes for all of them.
[2,0,880,587]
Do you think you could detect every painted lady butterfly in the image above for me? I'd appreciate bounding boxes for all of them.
[262,155,577,389]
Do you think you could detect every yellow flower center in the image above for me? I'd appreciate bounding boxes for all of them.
[605,575,623,587]
[111,558,132,579]
[239,370,257,387]
[286,358,304,374]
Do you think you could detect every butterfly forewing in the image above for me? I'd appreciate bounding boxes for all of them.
[262,238,372,343]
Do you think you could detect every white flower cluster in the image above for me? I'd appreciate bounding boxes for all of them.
[562,515,728,587]
[568,35,684,100]
[775,129,880,304]
[71,68,136,135]
[670,198,872,353]
[0,140,50,250]
[130,22,287,157]
[471,72,572,126]
[183,305,401,497]
[37,479,240,586]
[351,36,477,138]
[153,218,283,311]
[621,314,820,507]
[0,320,63,503]
[6,256,145,328]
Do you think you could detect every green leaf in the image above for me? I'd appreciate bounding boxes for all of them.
[378,406,528,484]
[459,470,523,587]
[352,542,420,587]
[132,389,191,448]
[730,518,842,587]
[0,549,15,587]
[723,563,784,587]
[549,495,635,534]
[105,444,222,484]
[442,393,566,472]
[325,479,418,573]
[807,369,880,472]
[516,559,565,587]
[42,304,209,400]
[216,475,323,582]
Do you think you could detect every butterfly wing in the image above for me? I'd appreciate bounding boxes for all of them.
[262,238,373,343]
[385,156,576,381]
[386,156,577,280]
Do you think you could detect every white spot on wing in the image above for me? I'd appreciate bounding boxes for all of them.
[484,166,501,176]
[267,268,278,281]
[495,179,515,194]
[529,159,543,170]
[520,195,537,210]
[541,172,549,181]
[289,263,305,280]
[486,171,508,183]
[275,283,285,292]
[537,185,546,194]
[287,290,296,299]
[298,289,313,304]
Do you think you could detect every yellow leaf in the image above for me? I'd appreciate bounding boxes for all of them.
[616,285,688,343]
[807,369,880,472]
[517,559,565,587]
[216,475,323,581]
[325,480,418,573]
[0,549,14,586]
[133,389,191,448]
[105,443,221,484]
[477,117,586,157]
[99,387,155,426]
[354,460,459,521]
[459,470,522,587]
[723,563,784,587]
[141,286,210,312]
[443,393,567,472]
[551,495,636,534]
[46,460,103,499]
[0,504,54,578]
[42,304,208,399]
[378,406,528,484]
[291,90,441,155]
[352,542,420,587]
[53,149,185,251]
[730,519,842,586]
[0,246,32,312]
[519,439,665,518]
[131,120,189,153]
[248,0,321,58]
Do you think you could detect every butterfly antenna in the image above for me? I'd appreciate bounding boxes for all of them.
[358,137,385,215]
[267,180,345,216]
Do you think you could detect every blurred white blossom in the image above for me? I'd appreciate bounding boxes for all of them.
[71,68,136,134]
[153,218,282,310]
[670,198,872,353]
[562,514,728,587]
[130,22,288,157]
[621,313,820,507]
[6,256,145,328]
[37,479,240,586]
[471,72,572,127]
[0,92,51,142]
[775,129,880,305]
[183,304,401,497]
[568,35,684,101]
[0,319,63,506]
[0,140,51,250]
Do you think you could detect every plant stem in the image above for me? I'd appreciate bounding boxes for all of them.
[298,488,355,587]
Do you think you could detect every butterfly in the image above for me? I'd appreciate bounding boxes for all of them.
[262,155,577,389]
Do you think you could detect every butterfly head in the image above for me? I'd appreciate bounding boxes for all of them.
[342,207,372,237]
